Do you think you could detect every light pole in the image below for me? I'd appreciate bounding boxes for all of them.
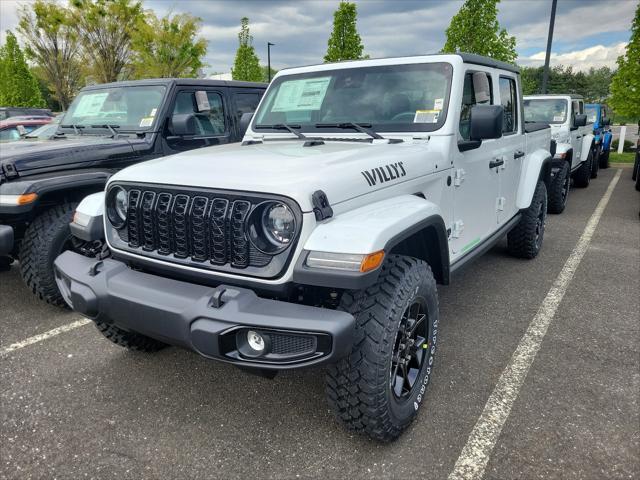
[267,42,275,82]
[541,0,558,94]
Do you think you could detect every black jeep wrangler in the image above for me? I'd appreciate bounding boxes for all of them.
[0,78,266,305]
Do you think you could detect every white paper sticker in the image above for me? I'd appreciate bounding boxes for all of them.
[434,98,444,110]
[150,108,157,117]
[553,115,564,122]
[414,110,440,123]
[139,117,154,127]
[272,77,331,112]
[73,92,109,117]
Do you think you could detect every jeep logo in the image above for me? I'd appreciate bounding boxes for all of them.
[361,162,406,186]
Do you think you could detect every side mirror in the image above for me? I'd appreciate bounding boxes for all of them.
[470,104,504,141]
[239,112,254,137]
[602,118,611,126]
[574,114,587,127]
[195,91,211,113]
[170,113,198,136]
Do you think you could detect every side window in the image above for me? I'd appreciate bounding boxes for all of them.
[499,77,518,134]
[459,71,493,140]
[172,90,226,135]
[572,100,583,117]
[234,92,262,120]
[0,127,20,141]
[601,107,608,123]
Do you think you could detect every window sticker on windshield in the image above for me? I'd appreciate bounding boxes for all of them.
[139,117,154,128]
[414,110,439,123]
[73,92,109,117]
[150,108,157,117]
[553,115,564,122]
[272,77,331,112]
[434,98,444,110]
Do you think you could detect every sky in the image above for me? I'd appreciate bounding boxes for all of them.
[0,0,636,74]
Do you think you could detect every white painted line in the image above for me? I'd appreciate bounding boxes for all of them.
[448,169,623,480]
[0,318,91,357]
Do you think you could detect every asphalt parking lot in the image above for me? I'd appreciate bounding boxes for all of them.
[1,167,638,480]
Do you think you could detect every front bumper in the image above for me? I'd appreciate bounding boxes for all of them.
[0,225,14,256]
[53,251,355,370]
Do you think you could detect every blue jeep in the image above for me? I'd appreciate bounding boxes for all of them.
[585,103,613,170]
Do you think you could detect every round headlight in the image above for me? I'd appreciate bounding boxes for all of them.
[262,203,296,245]
[107,186,127,229]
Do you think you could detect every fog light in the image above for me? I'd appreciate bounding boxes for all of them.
[247,330,265,352]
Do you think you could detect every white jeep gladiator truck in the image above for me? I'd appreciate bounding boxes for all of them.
[55,53,553,442]
[524,94,595,213]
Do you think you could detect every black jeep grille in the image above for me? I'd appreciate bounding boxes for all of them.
[115,185,290,271]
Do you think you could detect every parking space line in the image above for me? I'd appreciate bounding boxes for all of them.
[0,318,91,357]
[448,169,623,480]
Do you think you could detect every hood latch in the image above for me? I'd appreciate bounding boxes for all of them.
[1,162,19,180]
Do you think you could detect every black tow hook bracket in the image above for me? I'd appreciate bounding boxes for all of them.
[312,190,333,221]
[208,288,227,308]
[88,260,103,277]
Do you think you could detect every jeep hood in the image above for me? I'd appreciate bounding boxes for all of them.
[0,136,136,174]
[109,139,444,212]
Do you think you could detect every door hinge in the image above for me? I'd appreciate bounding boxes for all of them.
[453,168,466,186]
[451,220,464,239]
[496,197,506,211]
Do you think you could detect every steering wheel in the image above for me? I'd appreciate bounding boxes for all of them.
[391,112,416,122]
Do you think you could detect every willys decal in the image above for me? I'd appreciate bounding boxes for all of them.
[361,162,406,187]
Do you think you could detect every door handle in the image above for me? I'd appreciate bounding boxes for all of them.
[576,135,582,139]
[489,158,504,169]
[514,150,525,159]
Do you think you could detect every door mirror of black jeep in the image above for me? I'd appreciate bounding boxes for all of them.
[195,91,211,113]
[170,113,198,136]
[574,114,587,127]
[602,118,611,126]
[469,104,504,141]
[239,112,254,137]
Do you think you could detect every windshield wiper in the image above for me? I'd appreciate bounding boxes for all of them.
[315,122,384,140]
[91,124,120,137]
[254,123,307,139]
[60,124,85,135]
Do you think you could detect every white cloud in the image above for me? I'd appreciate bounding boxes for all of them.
[519,42,627,71]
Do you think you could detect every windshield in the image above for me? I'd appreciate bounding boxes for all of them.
[61,85,166,132]
[254,62,453,134]
[524,98,568,125]
[585,105,597,123]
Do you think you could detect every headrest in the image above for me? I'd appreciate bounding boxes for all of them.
[473,72,491,104]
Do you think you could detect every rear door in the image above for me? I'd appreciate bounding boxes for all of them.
[571,99,584,161]
[496,75,525,224]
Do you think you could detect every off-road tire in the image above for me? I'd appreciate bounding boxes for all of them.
[548,161,570,214]
[507,180,547,259]
[0,256,12,272]
[19,202,78,307]
[573,150,592,188]
[590,145,600,178]
[600,149,610,169]
[95,322,167,352]
[632,153,639,181]
[326,254,439,442]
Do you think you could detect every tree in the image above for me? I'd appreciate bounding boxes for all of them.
[261,65,278,83]
[324,1,365,62]
[0,31,45,107]
[231,17,262,82]
[131,12,207,79]
[70,0,144,83]
[610,2,639,118]
[442,0,517,64]
[17,0,83,110]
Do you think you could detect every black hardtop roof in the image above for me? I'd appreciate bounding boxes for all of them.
[80,78,267,91]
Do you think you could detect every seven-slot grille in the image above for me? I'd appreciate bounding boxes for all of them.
[119,187,271,269]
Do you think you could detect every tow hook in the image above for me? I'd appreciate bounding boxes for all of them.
[208,287,227,308]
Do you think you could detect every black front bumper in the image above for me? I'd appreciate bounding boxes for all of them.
[0,225,14,256]
[54,251,355,370]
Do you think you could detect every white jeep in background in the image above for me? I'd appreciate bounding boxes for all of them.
[55,53,553,442]
[524,94,595,213]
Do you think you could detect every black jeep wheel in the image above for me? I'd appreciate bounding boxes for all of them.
[548,161,570,214]
[19,202,80,307]
[507,180,547,259]
[573,149,593,188]
[95,322,168,352]
[590,145,600,178]
[0,256,12,272]
[326,254,439,442]
[632,152,639,181]
[600,149,610,169]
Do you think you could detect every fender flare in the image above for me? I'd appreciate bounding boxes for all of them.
[70,192,105,242]
[516,149,552,210]
[580,133,595,161]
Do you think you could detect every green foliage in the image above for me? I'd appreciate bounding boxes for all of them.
[0,31,45,107]
[17,0,83,110]
[70,0,144,83]
[261,65,278,83]
[520,65,614,103]
[132,12,207,79]
[610,2,640,118]
[611,138,635,152]
[324,1,365,62]
[442,0,517,63]
[231,17,262,82]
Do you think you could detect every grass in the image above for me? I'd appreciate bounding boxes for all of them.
[609,152,636,163]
